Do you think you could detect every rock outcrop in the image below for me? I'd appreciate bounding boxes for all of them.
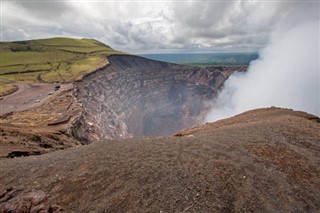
[0,188,61,213]
[72,55,247,141]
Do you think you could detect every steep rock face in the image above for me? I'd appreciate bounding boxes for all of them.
[72,55,247,141]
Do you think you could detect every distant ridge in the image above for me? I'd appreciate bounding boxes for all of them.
[140,52,258,66]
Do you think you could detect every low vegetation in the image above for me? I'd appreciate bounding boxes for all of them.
[0,81,17,97]
[0,37,126,85]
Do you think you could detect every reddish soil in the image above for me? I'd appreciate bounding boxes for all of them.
[0,107,319,212]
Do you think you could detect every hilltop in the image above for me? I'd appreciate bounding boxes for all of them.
[0,37,125,96]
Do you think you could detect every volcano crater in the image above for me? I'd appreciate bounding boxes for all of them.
[71,55,246,141]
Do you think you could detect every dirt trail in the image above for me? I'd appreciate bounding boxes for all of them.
[0,83,73,116]
[0,82,82,159]
[0,108,319,212]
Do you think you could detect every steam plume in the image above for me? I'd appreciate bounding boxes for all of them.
[206,20,320,122]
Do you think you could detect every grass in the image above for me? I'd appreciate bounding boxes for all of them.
[2,71,48,83]
[0,82,18,96]
[0,37,127,83]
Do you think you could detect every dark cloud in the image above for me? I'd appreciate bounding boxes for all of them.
[168,1,319,53]
[1,1,319,53]
[11,1,71,18]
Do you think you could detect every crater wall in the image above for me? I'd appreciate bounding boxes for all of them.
[72,55,246,141]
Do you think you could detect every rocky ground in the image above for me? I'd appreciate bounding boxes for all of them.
[0,84,82,158]
[0,83,73,116]
[0,55,319,212]
[0,107,319,212]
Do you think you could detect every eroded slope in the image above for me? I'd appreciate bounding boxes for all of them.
[73,55,246,141]
[0,85,83,158]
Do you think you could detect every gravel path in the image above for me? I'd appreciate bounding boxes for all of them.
[0,83,72,116]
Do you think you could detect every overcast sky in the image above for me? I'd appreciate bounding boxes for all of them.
[1,0,319,53]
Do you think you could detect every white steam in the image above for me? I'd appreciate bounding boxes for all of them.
[206,20,320,122]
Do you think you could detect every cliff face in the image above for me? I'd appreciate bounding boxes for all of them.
[72,55,247,141]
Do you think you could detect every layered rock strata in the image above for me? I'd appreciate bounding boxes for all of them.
[72,55,247,141]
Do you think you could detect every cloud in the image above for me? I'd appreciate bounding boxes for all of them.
[205,20,320,121]
[171,1,319,52]
[1,1,319,53]
[10,1,71,18]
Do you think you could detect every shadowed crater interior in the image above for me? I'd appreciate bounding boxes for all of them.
[72,55,246,141]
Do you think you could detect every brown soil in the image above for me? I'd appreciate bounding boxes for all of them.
[0,84,82,158]
[0,83,71,116]
[0,107,319,212]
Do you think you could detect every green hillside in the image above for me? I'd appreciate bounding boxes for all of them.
[0,37,126,93]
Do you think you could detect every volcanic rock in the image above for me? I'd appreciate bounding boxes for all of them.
[1,108,319,212]
[0,188,61,213]
[72,55,247,141]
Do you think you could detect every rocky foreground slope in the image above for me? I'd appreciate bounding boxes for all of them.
[1,107,319,212]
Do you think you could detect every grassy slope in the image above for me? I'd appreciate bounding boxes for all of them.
[0,37,126,94]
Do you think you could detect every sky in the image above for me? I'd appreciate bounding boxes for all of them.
[1,0,319,53]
